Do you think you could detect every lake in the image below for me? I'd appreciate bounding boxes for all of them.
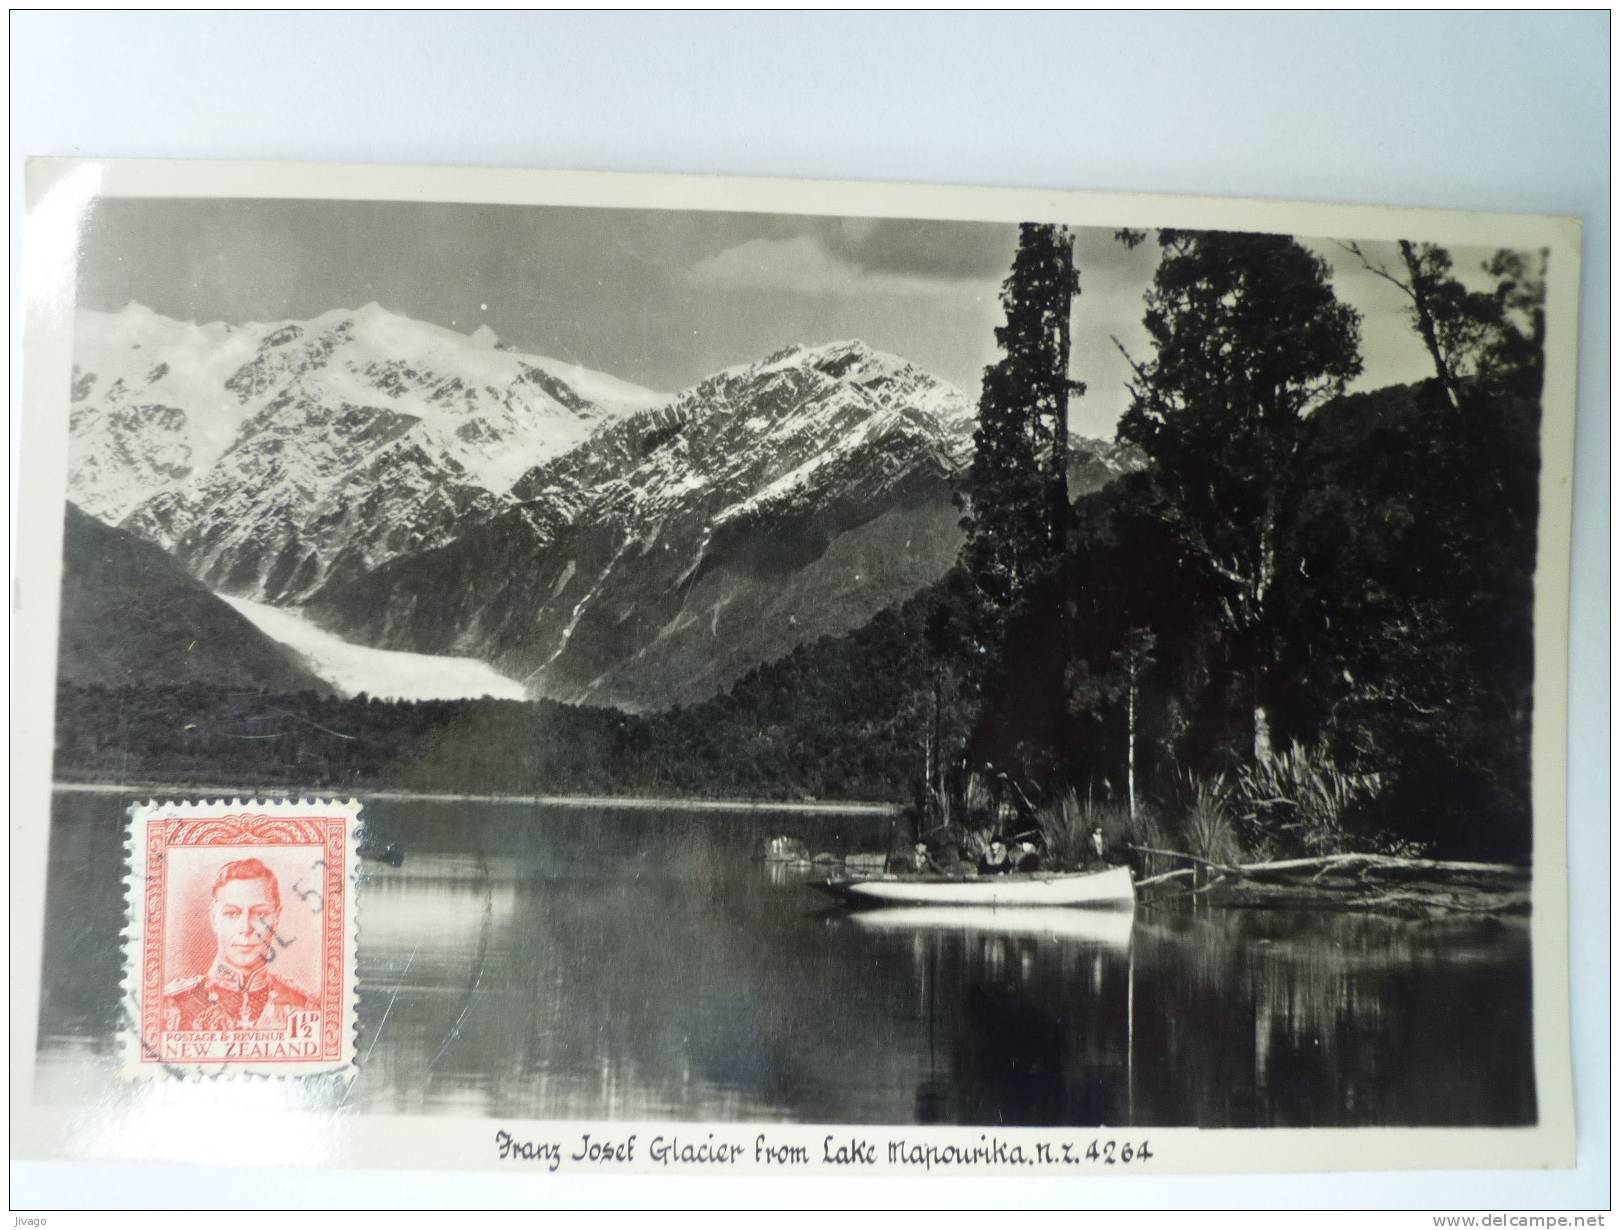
[34,791,1536,1127]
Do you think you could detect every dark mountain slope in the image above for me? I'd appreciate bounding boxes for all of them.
[56,503,327,694]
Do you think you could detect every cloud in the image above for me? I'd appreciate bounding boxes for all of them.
[687,232,1003,299]
[818,217,1017,280]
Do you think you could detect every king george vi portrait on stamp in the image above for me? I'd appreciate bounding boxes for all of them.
[124,799,360,1077]
[162,857,319,1031]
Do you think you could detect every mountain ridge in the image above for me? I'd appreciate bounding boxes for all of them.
[304,336,980,709]
[69,302,665,601]
[306,336,1138,710]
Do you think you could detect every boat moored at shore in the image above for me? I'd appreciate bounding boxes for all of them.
[811,863,1135,910]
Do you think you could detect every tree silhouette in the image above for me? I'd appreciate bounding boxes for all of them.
[1341,240,1547,408]
[959,222,1083,617]
[1116,229,1362,761]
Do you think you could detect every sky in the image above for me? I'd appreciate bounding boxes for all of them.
[73,198,1509,439]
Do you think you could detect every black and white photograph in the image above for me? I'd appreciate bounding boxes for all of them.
[16,165,1577,1163]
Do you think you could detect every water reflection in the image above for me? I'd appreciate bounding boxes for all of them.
[35,792,1534,1127]
[762,860,819,889]
[849,905,1135,946]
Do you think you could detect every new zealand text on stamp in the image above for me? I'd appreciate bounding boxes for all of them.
[123,799,360,1076]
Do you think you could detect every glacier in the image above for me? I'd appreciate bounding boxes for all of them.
[220,595,527,701]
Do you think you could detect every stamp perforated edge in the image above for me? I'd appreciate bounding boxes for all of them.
[120,797,362,1079]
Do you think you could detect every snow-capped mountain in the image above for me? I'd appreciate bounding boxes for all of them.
[1065,436,1146,497]
[68,307,1142,712]
[68,302,664,600]
[307,340,978,710]
[512,339,976,530]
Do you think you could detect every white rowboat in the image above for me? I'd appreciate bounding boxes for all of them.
[812,864,1135,910]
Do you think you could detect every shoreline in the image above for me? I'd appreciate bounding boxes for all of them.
[50,780,902,816]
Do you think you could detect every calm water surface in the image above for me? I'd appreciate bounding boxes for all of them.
[36,792,1535,1126]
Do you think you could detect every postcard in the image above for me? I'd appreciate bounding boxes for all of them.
[11,158,1580,1179]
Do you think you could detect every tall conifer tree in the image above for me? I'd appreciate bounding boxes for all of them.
[959,223,1083,616]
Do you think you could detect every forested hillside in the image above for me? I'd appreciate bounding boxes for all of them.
[53,592,938,801]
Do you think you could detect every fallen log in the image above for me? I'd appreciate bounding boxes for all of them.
[1135,866,1199,890]
[1233,853,1525,887]
[1196,877,1530,919]
[1127,845,1244,876]
[1236,852,1517,876]
[1125,846,1530,917]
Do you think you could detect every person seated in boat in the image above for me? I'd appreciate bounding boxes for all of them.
[978,839,1013,876]
[1014,841,1041,872]
[885,842,949,875]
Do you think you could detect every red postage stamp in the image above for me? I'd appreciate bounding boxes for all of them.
[124,799,360,1076]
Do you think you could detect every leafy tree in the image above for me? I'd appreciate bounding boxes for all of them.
[970,472,1200,806]
[1274,377,1539,858]
[1478,248,1547,397]
[1116,229,1363,761]
[1341,240,1547,408]
[1274,242,1546,856]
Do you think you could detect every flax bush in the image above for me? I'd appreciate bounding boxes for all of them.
[1178,769,1244,867]
[1034,786,1134,871]
[1235,740,1384,858]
